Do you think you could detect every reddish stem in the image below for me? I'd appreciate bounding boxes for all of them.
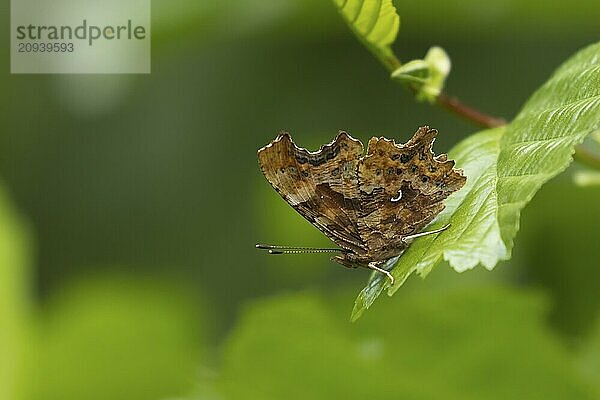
[437,93,507,129]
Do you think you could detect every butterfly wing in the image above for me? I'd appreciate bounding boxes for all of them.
[356,126,466,261]
[258,131,368,255]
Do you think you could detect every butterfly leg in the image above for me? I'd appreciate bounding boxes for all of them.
[401,224,451,243]
[368,262,395,285]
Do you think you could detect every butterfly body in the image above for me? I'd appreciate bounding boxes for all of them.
[257,126,466,277]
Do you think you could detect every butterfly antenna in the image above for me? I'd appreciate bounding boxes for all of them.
[255,244,344,255]
[268,249,344,255]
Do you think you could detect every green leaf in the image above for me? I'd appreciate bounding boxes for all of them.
[23,275,203,400]
[496,42,600,250]
[353,41,600,319]
[332,0,401,70]
[390,59,430,84]
[580,317,600,396]
[221,288,596,400]
[332,1,452,98]
[593,131,600,145]
[391,46,451,102]
[0,183,32,400]
[422,46,451,98]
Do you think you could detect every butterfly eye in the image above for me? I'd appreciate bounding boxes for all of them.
[421,175,429,183]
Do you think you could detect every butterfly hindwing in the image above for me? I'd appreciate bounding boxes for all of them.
[356,127,466,260]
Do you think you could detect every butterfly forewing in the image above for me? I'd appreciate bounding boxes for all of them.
[257,131,368,255]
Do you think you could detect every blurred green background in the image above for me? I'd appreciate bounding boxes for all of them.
[1,1,599,399]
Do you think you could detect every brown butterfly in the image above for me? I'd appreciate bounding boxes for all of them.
[256,126,466,284]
